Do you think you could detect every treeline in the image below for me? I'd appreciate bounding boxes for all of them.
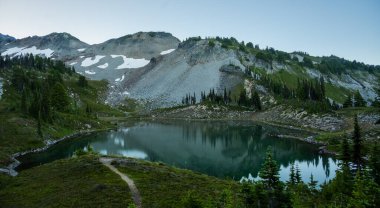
[256,73,340,112]
[181,88,262,110]
[317,55,380,74]
[0,53,74,74]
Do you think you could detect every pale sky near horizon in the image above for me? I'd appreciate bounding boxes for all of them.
[0,0,379,65]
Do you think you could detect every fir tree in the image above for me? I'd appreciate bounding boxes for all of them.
[352,115,363,171]
[77,75,88,87]
[308,174,318,193]
[50,83,70,111]
[259,147,280,191]
[295,164,302,184]
[252,91,262,110]
[339,137,351,165]
[369,144,380,184]
[343,94,353,108]
[354,91,365,107]
[287,163,296,186]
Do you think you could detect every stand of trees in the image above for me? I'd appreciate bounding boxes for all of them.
[181,87,262,110]
[343,91,366,108]
[1,54,91,136]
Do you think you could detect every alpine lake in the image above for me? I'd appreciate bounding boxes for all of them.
[17,120,338,184]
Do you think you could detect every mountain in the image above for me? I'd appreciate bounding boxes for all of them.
[0,32,379,108]
[0,33,16,46]
[64,31,180,82]
[0,32,88,59]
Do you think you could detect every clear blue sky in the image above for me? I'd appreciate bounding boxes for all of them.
[0,0,379,65]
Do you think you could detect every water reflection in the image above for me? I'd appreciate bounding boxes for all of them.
[17,120,338,184]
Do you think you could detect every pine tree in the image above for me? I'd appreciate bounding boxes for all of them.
[349,170,379,208]
[252,91,262,110]
[77,75,88,87]
[339,137,351,165]
[343,94,353,108]
[295,164,302,184]
[308,174,318,193]
[259,147,280,191]
[369,144,380,184]
[50,83,70,111]
[287,163,296,186]
[352,115,363,171]
[354,91,365,107]
[320,76,326,99]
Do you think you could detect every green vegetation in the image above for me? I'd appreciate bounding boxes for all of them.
[0,156,134,207]
[0,55,122,165]
[114,158,244,208]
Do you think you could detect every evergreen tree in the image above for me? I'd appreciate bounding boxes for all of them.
[252,91,262,110]
[77,75,88,87]
[295,164,302,184]
[240,182,255,208]
[369,144,380,184]
[339,137,351,165]
[343,94,353,108]
[287,163,296,186]
[352,115,363,171]
[259,147,280,191]
[349,170,380,208]
[354,91,366,107]
[50,83,70,111]
[308,174,318,193]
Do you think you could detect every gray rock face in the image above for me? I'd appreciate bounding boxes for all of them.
[107,39,245,108]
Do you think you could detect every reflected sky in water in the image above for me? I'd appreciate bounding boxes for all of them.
[18,120,338,184]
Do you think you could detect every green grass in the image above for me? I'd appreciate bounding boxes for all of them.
[0,156,134,207]
[325,83,351,103]
[114,159,244,208]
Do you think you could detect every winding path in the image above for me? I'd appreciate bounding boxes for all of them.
[99,157,142,208]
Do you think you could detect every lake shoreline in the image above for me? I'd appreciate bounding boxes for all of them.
[0,128,114,176]
[1,116,337,177]
[131,116,337,156]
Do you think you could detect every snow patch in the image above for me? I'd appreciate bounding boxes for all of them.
[122,91,130,95]
[115,75,125,82]
[111,55,149,69]
[1,47,26,56]
[160,48,176,55]
[2,46,54,58]
[97,63,108,69]
[79,56,85,59]
[85,70,96,75]
[77,48,86,52]
[69,62,77,66]
[81,55,105,67]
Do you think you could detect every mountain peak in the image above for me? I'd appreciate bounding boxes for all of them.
[0,33,16,45]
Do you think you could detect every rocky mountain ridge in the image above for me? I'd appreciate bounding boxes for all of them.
[0,32,379,108]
